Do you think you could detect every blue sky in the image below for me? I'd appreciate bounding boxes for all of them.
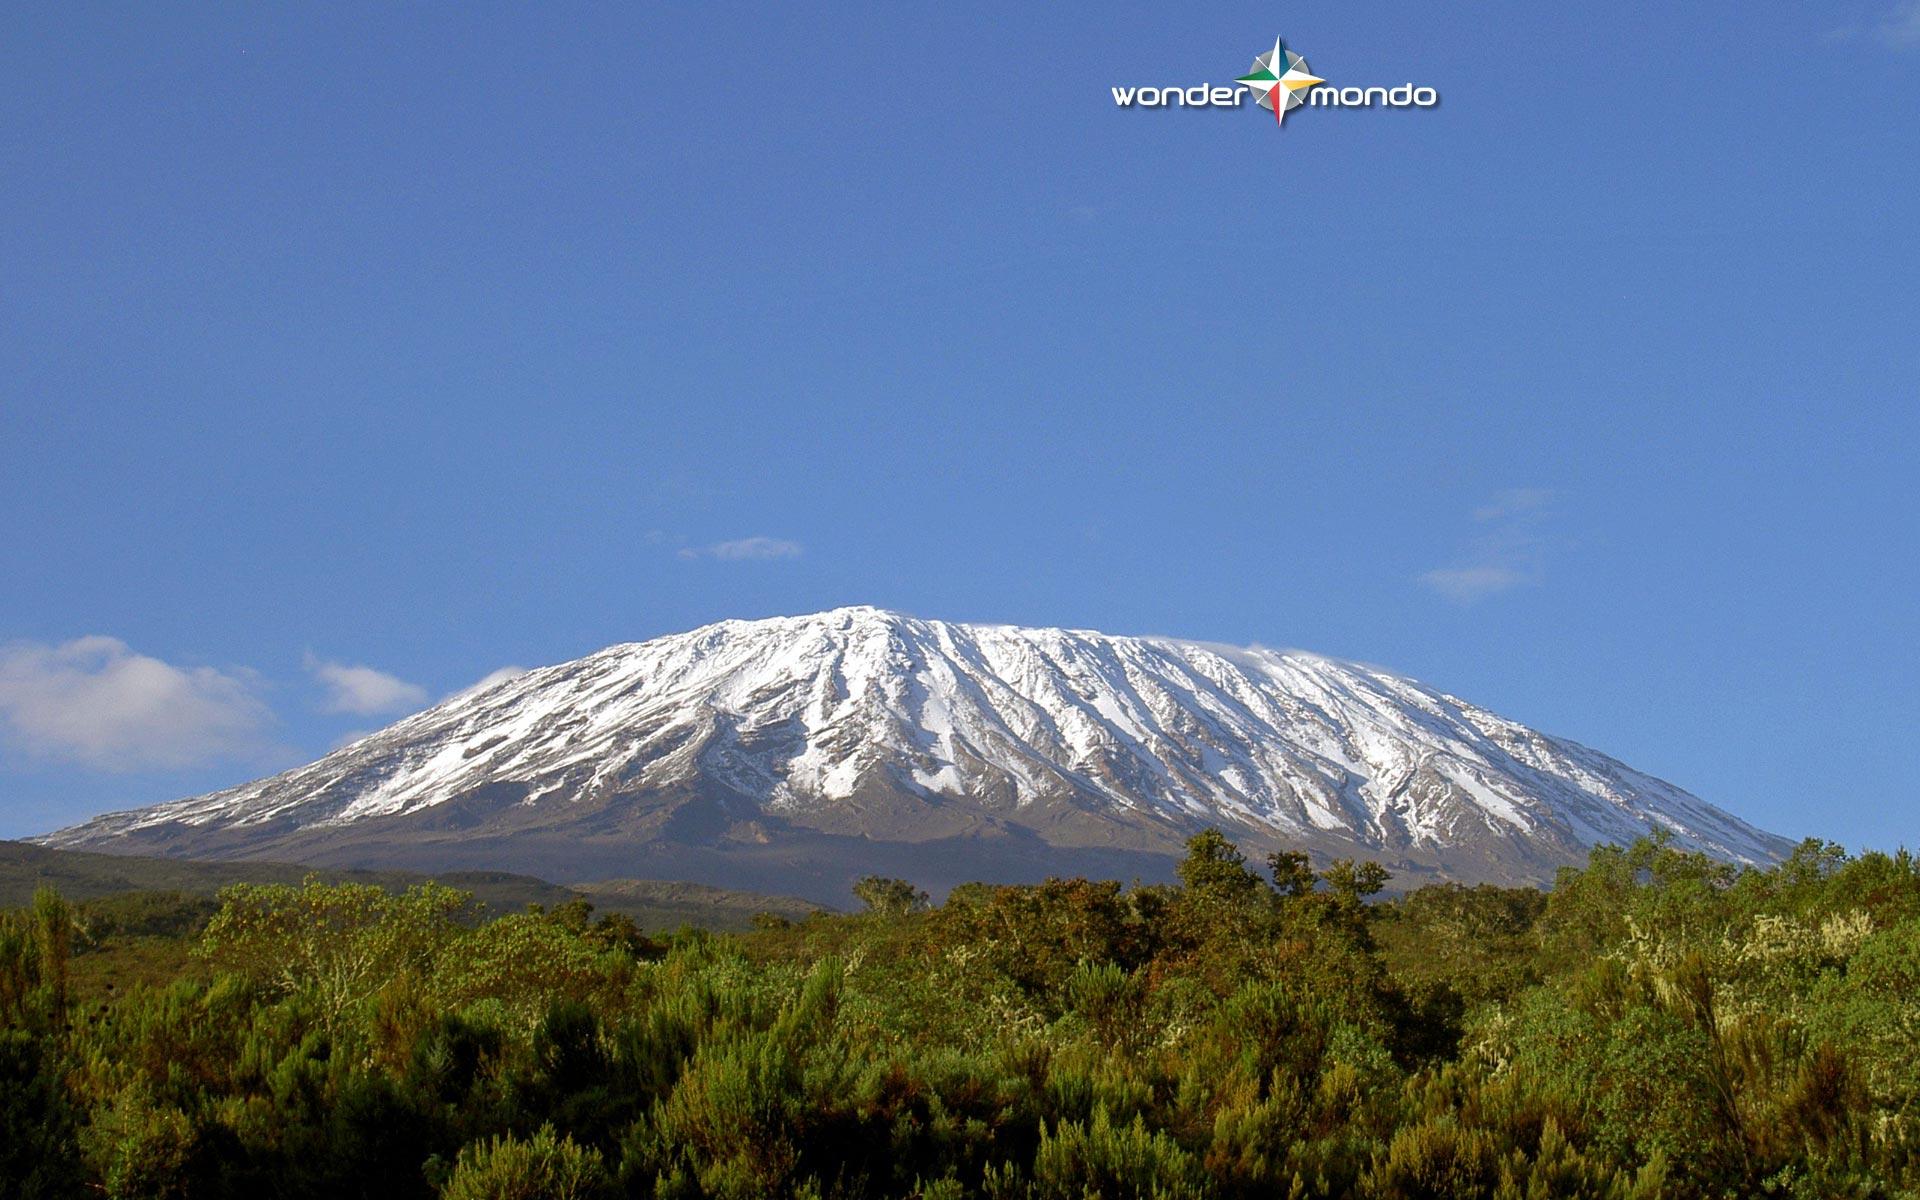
[2,2,1916,850]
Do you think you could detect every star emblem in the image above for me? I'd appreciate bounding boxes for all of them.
[1236,37,1325,128]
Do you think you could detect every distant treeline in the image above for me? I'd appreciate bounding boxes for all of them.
[4,831,1918,1199]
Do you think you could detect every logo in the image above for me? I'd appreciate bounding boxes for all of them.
[1110,34,1439,129]
[1235,37,1324,128]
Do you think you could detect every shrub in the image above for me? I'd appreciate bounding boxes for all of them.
[1029,1105,1208,1200]
[1361,1114,1498,1200]
[439,1125,611,1200]
[78,1085,201,1200]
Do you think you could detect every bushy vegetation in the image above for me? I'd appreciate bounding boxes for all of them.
[4,831,1919,1198]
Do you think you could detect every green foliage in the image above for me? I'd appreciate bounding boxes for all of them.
[852,876,930,917]
[1062,960,1148,1054]
[936,878,1151,1006]
[0,1027,85,1198]
[1361,1113,1498,1199]
[439,1125,612,1200]
[79,1083,204,1200]
[1266,850,1316,898]
[5,832,1920,1199]
[1375,883,1546,1006]
[1027,1105,1208,1199]
[198,876,470,1028]
[79,891,219,942]
[1177,829,1262,899]
[0,887,77,1029]
[1323,860,1392,906]
[428,911,613,1030]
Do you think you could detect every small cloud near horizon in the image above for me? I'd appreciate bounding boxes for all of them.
[0,636,274,770]
[1471,487,1555,522]
[304,653,429,716]
[1420,489,1559,604]
[1420,565,1535,604]
[1827,0,1920,46]
[678,536,804,562]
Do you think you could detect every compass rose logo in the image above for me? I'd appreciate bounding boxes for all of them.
[1236,37,1325,128]
[1106,32,1434,125]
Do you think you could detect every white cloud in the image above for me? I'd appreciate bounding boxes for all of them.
[1470,487,1554,522]
[1826,1,1920,46]
[0,636,273,770]
[1879,0,1920,46]
[1419,565,1533,604]
[1420,489,1559,604]
[304,653,429,716]
[677,536,804,561]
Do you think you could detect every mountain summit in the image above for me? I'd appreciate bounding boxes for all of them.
[43,607,1790,900]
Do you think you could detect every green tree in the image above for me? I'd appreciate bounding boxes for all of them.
[852,876,929,917]
[1322,859,1392,905]
[1267,850,1317,898]
[0,888,78,1029]
[1177,829,1262,899]
[198,877,469,1028]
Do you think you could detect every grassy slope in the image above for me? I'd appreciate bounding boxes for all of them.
[571,877,824,929]
[0,840,823,931]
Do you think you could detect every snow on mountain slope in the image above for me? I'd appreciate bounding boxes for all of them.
[42,607,1791,885]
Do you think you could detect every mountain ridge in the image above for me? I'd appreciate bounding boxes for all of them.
[40,607,1791,902]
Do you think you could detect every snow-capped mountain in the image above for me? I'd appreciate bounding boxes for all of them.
[42,607,1791,900]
